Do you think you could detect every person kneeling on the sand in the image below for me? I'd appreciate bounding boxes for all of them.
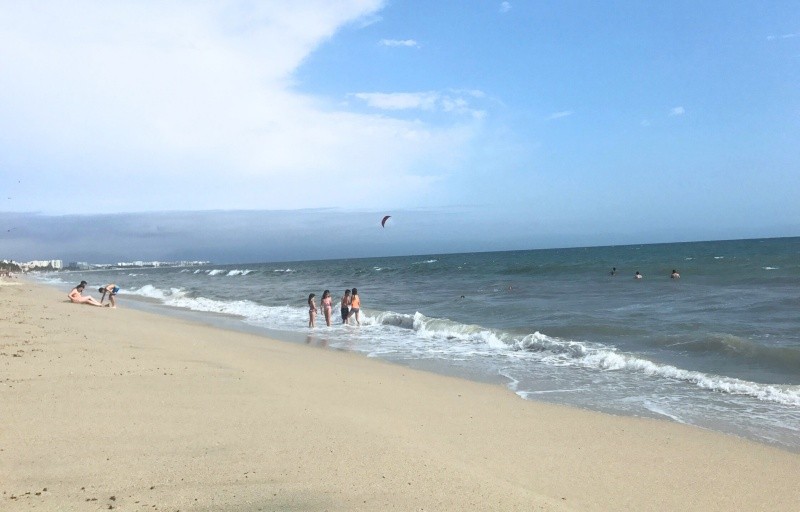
[68,283,103,307]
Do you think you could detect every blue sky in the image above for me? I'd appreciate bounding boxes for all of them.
[1,1,799,262]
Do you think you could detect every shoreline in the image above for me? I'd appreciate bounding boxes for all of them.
[3,280,800,510]
[116,292,514,387]
[90,279,800,453]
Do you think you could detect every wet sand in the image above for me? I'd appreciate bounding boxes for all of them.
[2,280,799,511]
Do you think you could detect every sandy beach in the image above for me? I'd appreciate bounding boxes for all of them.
[2,280,799,511]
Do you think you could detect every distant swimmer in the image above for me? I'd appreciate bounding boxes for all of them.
[610,267,617,276]
[634,271,643,280]
[671,269,681,279]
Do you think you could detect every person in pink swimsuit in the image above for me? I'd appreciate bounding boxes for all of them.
[68,283,103,307]
[320,290,333,326]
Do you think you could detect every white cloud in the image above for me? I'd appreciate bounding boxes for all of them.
[669,106,686,116]
[547,111,573,120]
[379,38,419,47]
[767,33,800,41]
[354,92,439,110]
[352,90,487,119]
[0,1,483,215]
[460,89,487,99]
[499,2,512,14]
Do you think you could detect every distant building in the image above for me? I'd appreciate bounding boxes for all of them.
[22,259,63,271]
[60,260,211,269]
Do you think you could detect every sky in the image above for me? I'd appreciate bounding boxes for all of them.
[1,0,799,263]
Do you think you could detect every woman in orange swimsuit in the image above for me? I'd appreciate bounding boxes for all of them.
[348,288,361,326]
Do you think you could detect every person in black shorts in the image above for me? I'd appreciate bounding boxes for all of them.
[340,289,351,324]
[99,283,120,308]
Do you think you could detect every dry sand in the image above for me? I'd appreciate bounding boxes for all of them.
[2,280,799,511]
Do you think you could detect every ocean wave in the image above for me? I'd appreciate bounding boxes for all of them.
[124,284,302,328]
[369,311,416,329]
[368,311,800,407]
[207,269,226,276]
[226,269,254,276]
[573,350,799,406]
[412,259,438,265]
[670,333,800,371]
[126,284,186,301]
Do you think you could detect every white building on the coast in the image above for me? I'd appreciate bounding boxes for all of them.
[22,259,63,271]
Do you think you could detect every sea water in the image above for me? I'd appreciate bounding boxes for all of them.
[38,237,800,451]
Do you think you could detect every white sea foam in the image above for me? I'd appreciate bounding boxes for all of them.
[126,284,183,301]
[226,269,253,276]
[412,259,438,265]
[642,401,687,423]
[374,311,800,408]
[207,269,226,276]
[123,283,305,330]
[762,267,779,270]
[567,343,800,407]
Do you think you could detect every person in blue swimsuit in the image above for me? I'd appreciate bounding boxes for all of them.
[99,283,120,308]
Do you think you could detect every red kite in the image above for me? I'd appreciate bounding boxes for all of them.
[381,215,391,227]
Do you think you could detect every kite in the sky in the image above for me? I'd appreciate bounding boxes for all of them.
[381,215,391,227]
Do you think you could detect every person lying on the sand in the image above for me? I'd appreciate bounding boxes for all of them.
[68,283,103,306]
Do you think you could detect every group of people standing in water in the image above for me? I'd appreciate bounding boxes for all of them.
[308,288,361,327]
